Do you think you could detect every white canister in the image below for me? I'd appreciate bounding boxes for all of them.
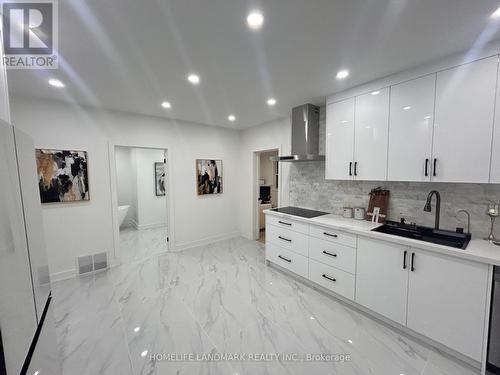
[343,207,353,218]
[354,207,366,220]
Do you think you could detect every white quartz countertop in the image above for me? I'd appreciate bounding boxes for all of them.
[264,210,500,266]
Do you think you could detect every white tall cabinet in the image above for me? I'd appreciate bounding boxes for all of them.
[432,56,498,183]
[353,87,390,180]
[387,74,436,181]
[325,98,355,180]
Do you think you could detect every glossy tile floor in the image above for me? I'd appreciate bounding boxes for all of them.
[51,229,480,375]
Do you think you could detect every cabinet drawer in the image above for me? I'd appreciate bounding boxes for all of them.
[309,225,357,248]
[265,215,309,234]
[266,224,309,257]
[309,259,355,300]
[309,237,356,274]
[266,243,308,279]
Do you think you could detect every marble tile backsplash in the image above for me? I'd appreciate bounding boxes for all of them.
[289,162,500,239]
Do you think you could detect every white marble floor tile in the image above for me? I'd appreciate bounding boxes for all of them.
[50,234,480,375]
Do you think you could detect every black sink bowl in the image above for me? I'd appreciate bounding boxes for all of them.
[372,221,471,250]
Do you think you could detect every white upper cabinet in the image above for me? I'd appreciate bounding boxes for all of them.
[491,65,500,183]
[387,75,436,182]
[326,98,355,180]
[354,87,390,180]
[432,56,498,183]
[406,248,489,361]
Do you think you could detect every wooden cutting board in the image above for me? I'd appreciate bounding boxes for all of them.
[365,187,390,223]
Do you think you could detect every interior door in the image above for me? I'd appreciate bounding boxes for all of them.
[387,75,435,182]
[356,237,409,325]
[354,87,390,180]
[0,121,38,374]
[13,128,51,322]
[406,248,489,361]
[432,56,498,183]
[325,98,355,180]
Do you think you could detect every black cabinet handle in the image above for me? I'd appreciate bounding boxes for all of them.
[323,232,338,238]
[354,162,358,176]
[322,274,336,282]
[278,236,291,242]
[424,159,429,177]
[411,252,415,272]
[278,221,292,226]
[403,250,407,270]
[433,158,437,177]
[278,255,292,263]
[349,162,353,176]
[322,250,337,258]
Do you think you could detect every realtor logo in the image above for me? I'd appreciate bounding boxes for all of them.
[1,0,58,69]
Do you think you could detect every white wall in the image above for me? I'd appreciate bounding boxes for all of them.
[134,148,166,229]
[239,118,291,239]
[115,146,137,226]
[10,96,241,278]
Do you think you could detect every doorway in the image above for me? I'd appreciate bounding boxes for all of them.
[113,145,170,262]
[255,149,279,243]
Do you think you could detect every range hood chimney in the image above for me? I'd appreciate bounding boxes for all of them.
[272,104,325,162]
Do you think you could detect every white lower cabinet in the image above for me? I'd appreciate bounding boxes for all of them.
[309,236,356,274]
[356,237,410,325]
[266,224,309,257]
[309,259,355,300]
[265,242,309,279]
[406,248,489,361]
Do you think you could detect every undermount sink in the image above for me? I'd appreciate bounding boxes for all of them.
[372,221,471,250]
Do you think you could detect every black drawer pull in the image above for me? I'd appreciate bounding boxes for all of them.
[278,255,292,263]
[278,221,292,226]
[424,159,429,177]
[322,250,337,258]
[411,252,415,272]
[323,232,338,238]
[354,162,358,176]
[403,250,407,270]
[322,274,336,282]
[349,162,353,176]
[278,236,292,242]
[433,158,437,177]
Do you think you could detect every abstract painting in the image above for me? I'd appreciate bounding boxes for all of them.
[155,162,166,196]
[36,149,89,203]
[196,159,222,195]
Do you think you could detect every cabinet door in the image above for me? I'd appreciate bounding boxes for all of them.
[388,75,435,182]
[490,62,500,183]
[325,98,354,180]
[356,237,409,325]
[354,88,390,180]
[406,249,489,361]
[432,56,498,183]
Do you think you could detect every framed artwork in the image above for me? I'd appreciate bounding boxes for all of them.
[36,149,89,203]
[196,159,222,195]
[155,162,166,196]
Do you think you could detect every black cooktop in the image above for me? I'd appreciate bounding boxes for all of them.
[270,206,329,219]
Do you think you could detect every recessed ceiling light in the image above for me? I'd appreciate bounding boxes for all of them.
[491,6,500,19]
[161,101,171,109]
[348,339,353,344]
[371,91,380,96]
[403,106,412,110]
[424,115,431,119]
[187,74,200,85]
[48,78,64,88]
[247,11,264,29]
[141,350,148,358]
[134,326,141,333]
[309,316,315,320]
[228,115,236,122]
[267,98,276,106]
[336,70,350,80]
[341,120,349,124]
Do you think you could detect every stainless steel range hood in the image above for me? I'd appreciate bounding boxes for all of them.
[271,104,325,162]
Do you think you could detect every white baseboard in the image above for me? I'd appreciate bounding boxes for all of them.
[173,231,241,251]
[130,219,166,230]
[50,268,77,283]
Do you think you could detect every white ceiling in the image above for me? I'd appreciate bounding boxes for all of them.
[7,0,500,129]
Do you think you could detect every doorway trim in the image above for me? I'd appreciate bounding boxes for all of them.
[252,147,282,240]
[108,142,174,262]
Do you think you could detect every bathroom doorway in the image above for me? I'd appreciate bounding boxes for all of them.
[113,145,170,262]
[254,149,279,243]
